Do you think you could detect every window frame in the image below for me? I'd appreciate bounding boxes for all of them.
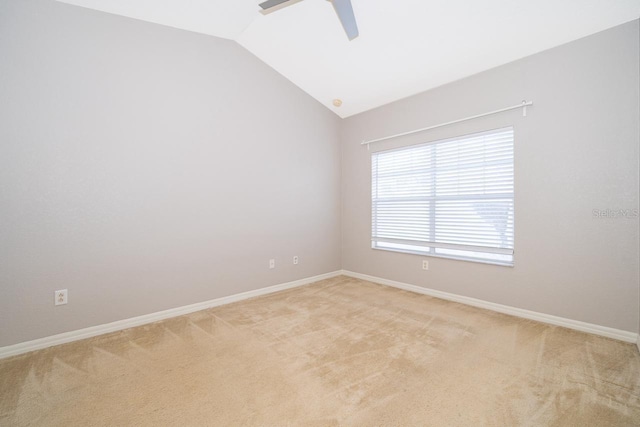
[370,127,515,267]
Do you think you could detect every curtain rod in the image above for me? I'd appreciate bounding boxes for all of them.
[361,100,533,146]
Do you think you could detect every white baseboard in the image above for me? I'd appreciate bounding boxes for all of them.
[3,270,637,359]
[0,270,342,359]
[341,270,638,344]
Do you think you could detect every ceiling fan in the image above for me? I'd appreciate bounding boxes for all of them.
[258,0,359,41]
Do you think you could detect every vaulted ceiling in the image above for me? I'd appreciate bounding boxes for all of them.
[56,0,640,117]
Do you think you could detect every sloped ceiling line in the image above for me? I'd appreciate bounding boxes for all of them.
[56,0,640,118]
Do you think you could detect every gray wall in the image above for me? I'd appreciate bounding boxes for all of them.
[0,0,341,347]
[1,1,638,348]
[341,21,640,333]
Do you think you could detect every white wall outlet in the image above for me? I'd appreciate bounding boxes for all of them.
[293,256,299,265]
[269,259,275,269]
[422,260,429,270]
[55,289,68,305]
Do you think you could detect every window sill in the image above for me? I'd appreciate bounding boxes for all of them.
[371,246,514,268]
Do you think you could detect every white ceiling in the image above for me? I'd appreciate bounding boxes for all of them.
[57,0,640,118]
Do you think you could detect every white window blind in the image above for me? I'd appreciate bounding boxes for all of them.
[371,127,514,266]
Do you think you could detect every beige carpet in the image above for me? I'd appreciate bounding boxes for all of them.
[1,276,640,426]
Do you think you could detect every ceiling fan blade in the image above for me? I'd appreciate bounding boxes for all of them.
[259,0,290,10]
[259,0,304,14]
[329,0,359,40]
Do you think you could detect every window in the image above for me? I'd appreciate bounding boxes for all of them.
[371,127,514,266]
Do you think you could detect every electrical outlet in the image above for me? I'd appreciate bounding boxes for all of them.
[422,260,429,270]
[293,256,299,265]
[269,259,275,269]
[55,289,68,306]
